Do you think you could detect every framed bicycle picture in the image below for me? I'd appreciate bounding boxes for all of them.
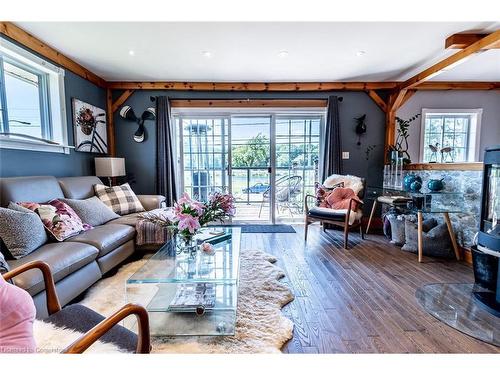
[72,98,108,153]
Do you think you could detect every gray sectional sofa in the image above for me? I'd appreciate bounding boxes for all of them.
[0,176,165,318]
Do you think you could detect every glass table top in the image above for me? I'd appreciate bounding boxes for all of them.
[366,185,465,214]
[127,227,241,284]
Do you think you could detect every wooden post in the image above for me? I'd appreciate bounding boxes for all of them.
[106,88,115,156]
[384,109,396,164]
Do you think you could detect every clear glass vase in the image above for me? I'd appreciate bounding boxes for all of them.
[175,233,199,255]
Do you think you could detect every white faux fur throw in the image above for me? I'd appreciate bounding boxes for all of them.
[323,174,363,195]
[33,320,125,354]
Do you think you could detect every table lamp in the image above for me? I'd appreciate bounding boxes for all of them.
[95,157,126,186]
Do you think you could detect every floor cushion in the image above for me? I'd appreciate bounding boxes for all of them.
[402,219,454,258]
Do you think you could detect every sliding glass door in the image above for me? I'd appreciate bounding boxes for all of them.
[274,116,321,222]
[176,116,229,202]
[175,111,323,224]
[230,116,272,223]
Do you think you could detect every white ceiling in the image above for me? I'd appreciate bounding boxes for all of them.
[14,22,500,82]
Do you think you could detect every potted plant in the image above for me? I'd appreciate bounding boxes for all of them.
[387,114,420,165]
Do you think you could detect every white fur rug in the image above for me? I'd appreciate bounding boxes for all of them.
[34,320,125,353]
[75,248,294,353]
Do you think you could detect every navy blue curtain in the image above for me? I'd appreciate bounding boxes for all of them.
[155,96,177,206]
[321,95,343,181]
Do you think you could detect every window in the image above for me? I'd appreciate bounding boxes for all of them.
[420,108,482,163]
[0,37,68,153]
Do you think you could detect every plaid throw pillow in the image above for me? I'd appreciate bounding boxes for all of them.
[94,183,145,216]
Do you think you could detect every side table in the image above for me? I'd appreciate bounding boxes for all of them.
[365,186,465,263]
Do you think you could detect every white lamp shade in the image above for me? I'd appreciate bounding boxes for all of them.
[95,157,126,177]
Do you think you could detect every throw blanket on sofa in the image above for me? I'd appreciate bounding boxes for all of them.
[136,209,171,246]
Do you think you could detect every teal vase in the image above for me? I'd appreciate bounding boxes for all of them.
[427,178,445,192]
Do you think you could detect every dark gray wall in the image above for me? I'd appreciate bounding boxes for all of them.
[113,90,386,195]
[0,37,106,178]
[396,90,500,162]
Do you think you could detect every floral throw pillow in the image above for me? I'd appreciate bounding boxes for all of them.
[18,199,92,242]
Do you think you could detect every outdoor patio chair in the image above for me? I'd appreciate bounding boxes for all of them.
[258,175,303,218]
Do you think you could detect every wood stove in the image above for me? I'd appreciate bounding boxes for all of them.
[473,145,500,317]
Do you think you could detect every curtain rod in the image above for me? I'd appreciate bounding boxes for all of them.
[150,96,343,102]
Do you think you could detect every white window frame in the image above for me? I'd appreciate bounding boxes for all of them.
[0,37,72,154]
[419,108,483,163]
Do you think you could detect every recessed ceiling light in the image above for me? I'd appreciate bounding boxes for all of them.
[128,50,135,56]
[278,50,289,58]
[202,51,213,58]
[356,50,366,57]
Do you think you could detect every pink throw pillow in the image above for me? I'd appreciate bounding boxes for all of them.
[0,276,36,353]
[18,199,92,241]
[324,187,360,210]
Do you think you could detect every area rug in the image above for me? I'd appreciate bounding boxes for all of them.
[241,224,296,233]
[79,248,294,353]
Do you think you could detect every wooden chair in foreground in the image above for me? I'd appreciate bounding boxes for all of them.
[3,260,150,354]
[304,178,366,249]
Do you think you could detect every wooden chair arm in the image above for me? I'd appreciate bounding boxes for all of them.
[345,197,363,225]
[304,194,317,212]
[62,303,151,354]
[2,260,61,315]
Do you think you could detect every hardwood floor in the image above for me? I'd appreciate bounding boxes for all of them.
[240,224,499,354]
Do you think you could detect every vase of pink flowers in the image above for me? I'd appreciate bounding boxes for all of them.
[144,191,235,254]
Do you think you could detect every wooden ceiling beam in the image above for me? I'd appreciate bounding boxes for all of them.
[170,99,327,108]
[399,30,500,91]
[105,81,399,91]
[366,90,387,112]
[399,90,416,108]
[446,33,500,49]
[2,23,499,94]
[389,89,407,112]
[0,22,107,88]
[111,90,135,113]
[416,81,500,90]
[106,81,500,91]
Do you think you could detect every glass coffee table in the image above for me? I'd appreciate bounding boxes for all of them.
[125,227,241,336]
